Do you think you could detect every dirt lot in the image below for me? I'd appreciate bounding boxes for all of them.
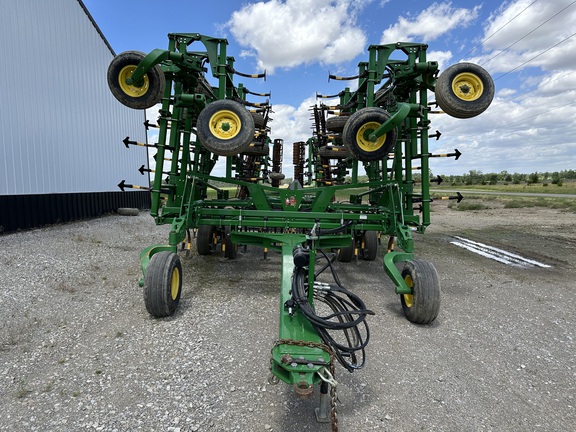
[0,204,574,431]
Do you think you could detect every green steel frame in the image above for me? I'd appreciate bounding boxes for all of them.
[110,33,492,427]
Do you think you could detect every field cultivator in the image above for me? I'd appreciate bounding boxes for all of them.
[108,34,494,430]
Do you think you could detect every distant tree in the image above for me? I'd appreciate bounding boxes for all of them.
[499,170,512,182]
[512,173,524,184]
[467,170,483,185]
[527,172,539,184]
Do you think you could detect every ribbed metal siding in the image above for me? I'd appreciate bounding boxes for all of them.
[0,0,147,195]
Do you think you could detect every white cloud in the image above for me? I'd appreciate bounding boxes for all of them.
[428,73,576,176]
[422,0,576,176]
[497,88,517,98]
[427,50,454,72]
[269,96,318,177]
[227,0,368,73]
[380,2,481,44]
[469,0,576,73]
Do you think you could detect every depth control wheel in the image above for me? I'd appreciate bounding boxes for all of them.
[197,100,255,156]
[143,252,182,318]
[435,62,494,119]
[400,260,441,324]
[342,107,398,161]
[107,51,165,109]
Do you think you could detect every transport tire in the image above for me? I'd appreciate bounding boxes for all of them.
[197,225,215,255]
[400,259,441,324]
[223,226,237,259]
[361,231,378,261]
[337,237,355,262]
[143,252,182,317]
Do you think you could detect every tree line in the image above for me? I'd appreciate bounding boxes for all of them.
[439,169,576,186]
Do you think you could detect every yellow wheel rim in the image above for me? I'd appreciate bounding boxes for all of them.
[118,65,149,98]
[170,268,180,300]
[403,274,414,308]
[356,121,387,152]
[452,72,483,101]
[209,110,241,140]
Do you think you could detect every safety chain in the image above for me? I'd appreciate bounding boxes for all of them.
[271,339,339,432]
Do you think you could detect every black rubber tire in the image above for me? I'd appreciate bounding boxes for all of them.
[251,112,266,128]
[326,116,348,132]
[117,207,139,216]
[342,108,398,161]
[143,251,182,318]
[435,62,494,119]
[269,172,285,181]
[223,226,237,259]
[318,146,350,159]
[197,100,255,156]
[241,143,269,156]
[400,259,441,324]
[107,51,165,110]
[337,237,355,262]
[361,231,378,261]
[197,225,215,255]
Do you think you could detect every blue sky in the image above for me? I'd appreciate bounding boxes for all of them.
[85,0,576,178]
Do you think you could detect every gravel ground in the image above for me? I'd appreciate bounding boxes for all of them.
[0,205,574,431]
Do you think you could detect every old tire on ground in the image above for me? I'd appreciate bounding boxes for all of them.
[143,251,182,318]
[197,100,255,156]
[197,225,215,255]
[400,259,441,324]
[435,62,494,119]
[117,207,139,216]
[342,107,398,161]
[361,231,378,261]
[326,116,348,132]
[107,51,165,110]
[337,237,355,262]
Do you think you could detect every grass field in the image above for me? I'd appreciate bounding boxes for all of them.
[202,181,576,212]
[436,181,576,195]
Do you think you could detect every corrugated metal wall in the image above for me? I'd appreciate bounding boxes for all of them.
[0,0,148,196]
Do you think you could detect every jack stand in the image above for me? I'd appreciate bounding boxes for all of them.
[315,381,331,423]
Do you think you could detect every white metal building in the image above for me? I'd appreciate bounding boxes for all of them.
[0,0,149,232]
